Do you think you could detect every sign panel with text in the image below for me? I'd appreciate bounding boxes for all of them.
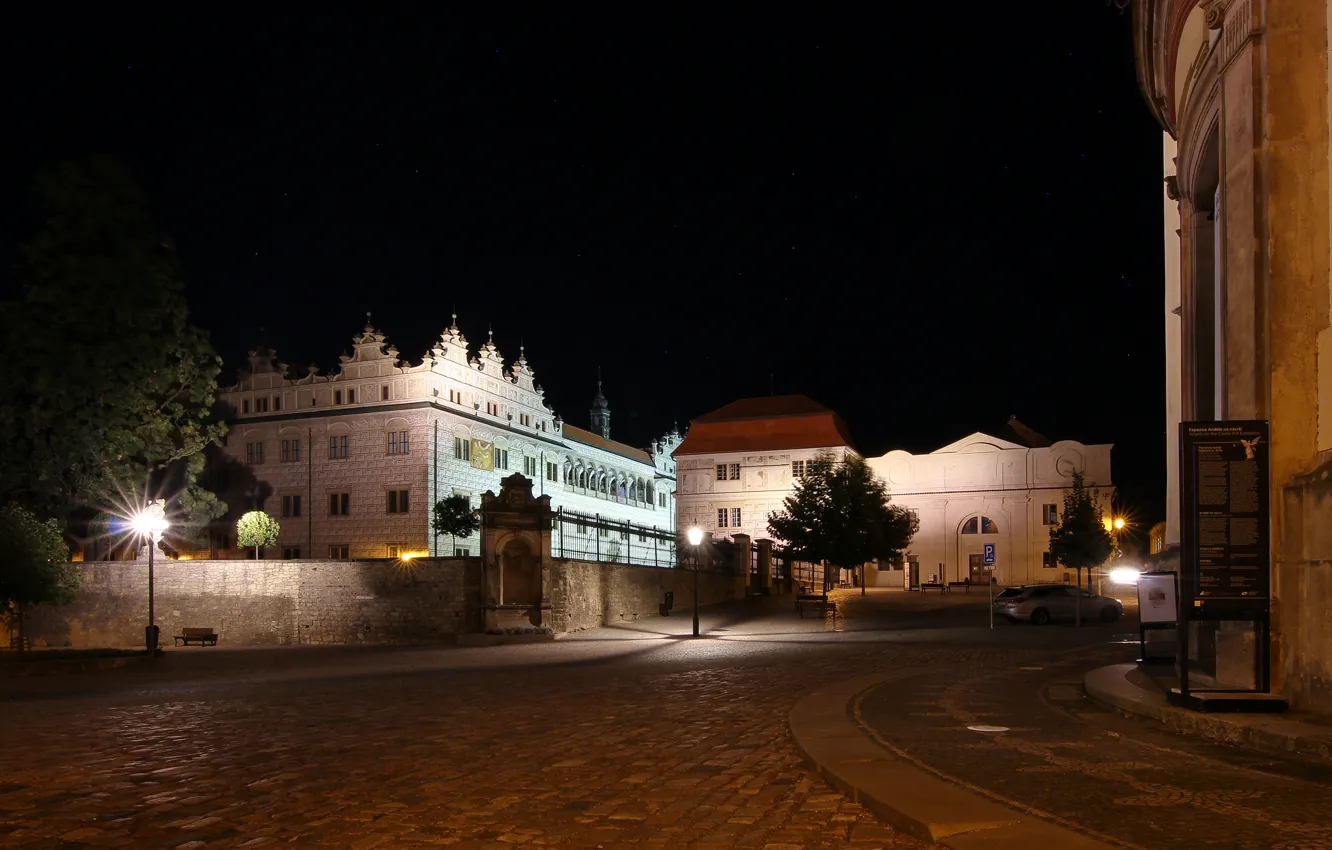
[1181,421,1270,606]
[1137,572,1178,625]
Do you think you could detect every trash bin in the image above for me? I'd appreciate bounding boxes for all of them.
[664,591,675,611]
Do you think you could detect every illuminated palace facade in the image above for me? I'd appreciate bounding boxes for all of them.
[217,316,681,561]
[1133,0,1332,708]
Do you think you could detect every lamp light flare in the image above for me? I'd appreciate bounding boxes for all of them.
[129,500,170,542]
[1113,518,1126,530]
[1110,566,1141,585]
[686,527,703,546]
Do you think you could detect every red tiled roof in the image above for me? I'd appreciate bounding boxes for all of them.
[561,423,652,464]
[674,395,857,455]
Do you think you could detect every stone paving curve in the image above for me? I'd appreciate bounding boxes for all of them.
[1,593,1016,850]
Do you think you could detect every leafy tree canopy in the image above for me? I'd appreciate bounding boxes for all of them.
[767,453,917,571]
[236,511,281,558]
[0,157,226,529]
[1048,471,1114,581]
[0,503,77,610]
[433,494,480,543]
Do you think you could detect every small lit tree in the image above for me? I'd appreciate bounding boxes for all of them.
[1048,471,1114,592]
[767,453,917,593]
[236,510,280,560]
[433,494,480,556]
[0,503,77,649]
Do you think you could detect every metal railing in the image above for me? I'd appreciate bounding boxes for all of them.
[553,508,677,568]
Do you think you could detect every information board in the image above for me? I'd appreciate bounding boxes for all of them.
[1180,421,1270,605]
[1137,572,1178,625]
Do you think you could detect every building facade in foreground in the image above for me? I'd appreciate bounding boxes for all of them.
[866,418,1114,588]
[1133,0,1332,708]
[217,316,680,563]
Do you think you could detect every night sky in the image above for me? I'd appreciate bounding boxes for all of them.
[1,4,1165,526]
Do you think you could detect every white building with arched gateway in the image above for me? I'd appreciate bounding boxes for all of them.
[865,417,1114,588]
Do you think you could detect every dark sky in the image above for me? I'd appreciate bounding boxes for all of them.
[1,4,1166,524]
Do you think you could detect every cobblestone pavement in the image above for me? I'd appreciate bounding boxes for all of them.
[857,635,1332,850]
[0,591,1134,849]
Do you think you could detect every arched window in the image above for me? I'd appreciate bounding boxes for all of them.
[646,484,655,503]
[578,470,587,489]
[962,516,999,534]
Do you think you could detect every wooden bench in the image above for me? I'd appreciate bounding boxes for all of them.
[919,582,947,594]
[947,581,972,593]
[796,593,837,622]
[174,627,218,647]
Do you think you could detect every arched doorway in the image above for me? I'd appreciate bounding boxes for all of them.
[958,515,1003,583]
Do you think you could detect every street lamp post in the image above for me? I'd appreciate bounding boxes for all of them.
[1101,517,1127,596]
[687,527,703,637]
[130,501,170,656]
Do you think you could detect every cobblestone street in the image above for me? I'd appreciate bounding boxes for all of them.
[3,590,1326,849]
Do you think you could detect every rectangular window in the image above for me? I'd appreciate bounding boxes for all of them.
[454,547,470,557]
[454,437,471,460]
[717,508,728,528]
[729,463,741,480]
[716,464,727,480]
[524,456,537,476]
[546,461,559,481]
[520,413,532,426]
[388,545,400,558]
[731,507,742,527]
[329,492,350,516]
[334,390,343,405]
[281,494,302,518]
[598,526,608,537]
[255,397,269,413]
[1042,551,1057,569]
[329,435,349,459]
[492,448,507,470]
[659,492,668,507]
[382,385,390,401]
[638,531,648,543]
[387,431,410,455]
[577,519,588,534]
[281,438,301,463]
[792,460,805,478]
[282,546,301,560]
[449,389,461,404]
[540,421,547,431]
[242,398,251,414]
[347,389,356,404]
[273,396,282,412]
[330,544,349,559]
[246,442,264,465]
[387,489,410,513]
[1043,504,1058,525]
[486,401,499,416]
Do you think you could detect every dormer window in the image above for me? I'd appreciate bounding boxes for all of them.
[255,397,269,413]
[382,385,390,401]
[273,396,281,412]
[334,390,343,405]
[242,398,251,414]
[347,389,356,404]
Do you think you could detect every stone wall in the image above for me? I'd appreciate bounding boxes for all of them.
[21,558,481,649]
[15,557,745,649]
[549,560,746,635]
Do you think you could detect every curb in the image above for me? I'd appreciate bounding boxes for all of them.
[1084,663,1332,764]
[789,674,1119,849]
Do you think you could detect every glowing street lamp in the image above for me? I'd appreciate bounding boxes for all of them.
[1113,518,1126,531]
[687,527,704,637]
[129,501,169,655]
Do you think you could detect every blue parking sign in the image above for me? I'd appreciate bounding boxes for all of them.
[983,543,996,565]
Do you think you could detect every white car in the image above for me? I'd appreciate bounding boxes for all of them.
[993,585,1123,625]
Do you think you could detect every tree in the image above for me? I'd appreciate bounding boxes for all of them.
[768,453,917,593]
[0,503,77,648]
[0,157,226,527]
[433,494,480,556]
[1048,471,1114,595]
[236,511,280,560]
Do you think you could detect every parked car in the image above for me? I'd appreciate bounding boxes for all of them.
[993,585,1123,625]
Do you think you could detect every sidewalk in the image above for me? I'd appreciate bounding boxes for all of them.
[1084,662,1332,764]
